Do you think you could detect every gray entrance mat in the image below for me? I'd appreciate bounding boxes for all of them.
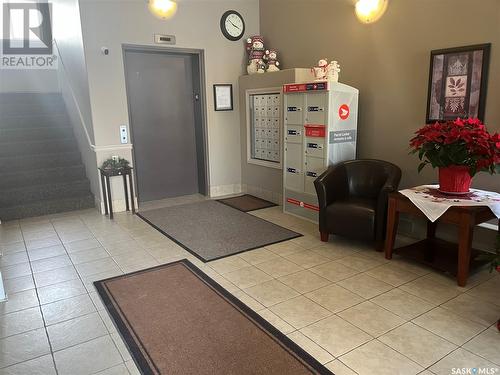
[137,200,301,262]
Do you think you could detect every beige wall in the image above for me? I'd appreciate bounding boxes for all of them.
[79,0,260,198]
[260,0,500,191]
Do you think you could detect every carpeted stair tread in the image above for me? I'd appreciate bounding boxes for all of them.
[0,195,95,221]
[0,138,78,157]
[0,165,86,189]
[0,114,71,129]
[0,151,82,171]
[0,127,74,142]
[0,179,92,207]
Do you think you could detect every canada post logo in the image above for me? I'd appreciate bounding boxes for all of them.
[1,3,57,69]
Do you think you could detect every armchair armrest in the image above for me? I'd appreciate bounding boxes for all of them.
[314,164,348,210]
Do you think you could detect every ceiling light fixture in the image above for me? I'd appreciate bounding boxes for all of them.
[148,0,178,20]
[355,0,388,24]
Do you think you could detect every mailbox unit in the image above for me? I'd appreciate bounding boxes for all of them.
[283,81,359,222]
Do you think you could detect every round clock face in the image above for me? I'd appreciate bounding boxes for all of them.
[220,10,245,41]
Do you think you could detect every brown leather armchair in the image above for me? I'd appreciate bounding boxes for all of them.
[314,159,402,247]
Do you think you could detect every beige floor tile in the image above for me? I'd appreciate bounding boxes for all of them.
[41,294,96,326]
[58,230,93,243]
[278,270,331,294]
[230,290,265,311]
[30,255,72,274]
[340,340,423,375]
[284,250,331,269]
[257,309,295,334]
[0,289,39,316]
[441,293,500,327]
[27,245,66,262]
[33,265,79,288]
[300,315,372,357]
[207,274,240,293]
[400,276,460,305]
[367,263,420,286]
[378,322,457,367]
[238,248,280,265]
[466,277,500,307]
[37,279,87,305]
[336,255,385,272]
[102,240,144,256]
[1,262,32,280]
[208,256,250,274]
[125,360,141,375]
[110,332,132,362]
[430,348,499,375]
[0,307,44,339]
[337,274,393,299]
[291,235,325,249]
[370,288,435,320]
[324,360,358,375]
[0,242,26,255]
[0,354,56,375]
[69,247,109,265]
[309,244,356,260]
[244,280,300,307]
[0,252,29,268]
[270,296,332,329]
[64,238,102,253]
[389,258,431,276]
[255,258,303,278]
[47,312,108,351]
[223,266,273,289]
[25,236,61,251]
[53,335,123,375]
[338,301,406,337]
[287,331,335,364]
[305,284,364,313]
[112,250,157,268]
[309,261,359,282]
[0,328,50,368]
[266,241,304,256]
[463,326,500,365]
[412,307,486,345]
[75,258,120,278]
[3,275,35,294]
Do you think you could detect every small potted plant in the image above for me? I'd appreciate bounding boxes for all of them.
[410,118,500,194]
[101,157,130,176]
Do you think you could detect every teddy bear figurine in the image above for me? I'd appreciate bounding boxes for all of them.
[246,36,266,75]
[264,49,280,72]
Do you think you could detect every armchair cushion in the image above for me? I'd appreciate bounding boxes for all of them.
[325,198,376,240]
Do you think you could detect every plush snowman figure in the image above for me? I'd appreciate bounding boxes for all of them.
[326,61,341,82]
[246,36,266,75]
[264,49,280,72]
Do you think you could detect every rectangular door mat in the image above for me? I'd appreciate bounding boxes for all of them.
[137,200,301,262]
[94,260,332,375]
[217,194,277,212]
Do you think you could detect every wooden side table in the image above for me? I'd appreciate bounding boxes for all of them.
[99,167,135,220]
[384,192,498,287]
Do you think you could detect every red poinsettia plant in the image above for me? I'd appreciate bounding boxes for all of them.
[410,118,500,176]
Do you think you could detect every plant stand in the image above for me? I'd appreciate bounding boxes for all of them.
[99,167,135,219]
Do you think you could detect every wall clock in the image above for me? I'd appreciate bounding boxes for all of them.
[220,10,245,41]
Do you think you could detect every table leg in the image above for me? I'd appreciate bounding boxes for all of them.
[123,174,130,212]
[457,213,473,287]
[106,176,114,220]
[425,220,438,262]
[129,174,135,214]
[100,172,108,216]
[384,196,399,260]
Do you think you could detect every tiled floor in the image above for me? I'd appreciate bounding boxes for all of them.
[0,197,499,375]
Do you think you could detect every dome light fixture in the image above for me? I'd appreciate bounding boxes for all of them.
[355,0,388,24]
[148,0,178,20]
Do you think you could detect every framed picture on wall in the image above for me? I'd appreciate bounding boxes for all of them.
[426,43,491,123]
[213,84,233,111]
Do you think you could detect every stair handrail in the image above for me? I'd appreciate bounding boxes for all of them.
[53,38,96,150]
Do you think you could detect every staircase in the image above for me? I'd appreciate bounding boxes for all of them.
[0,93,95,221]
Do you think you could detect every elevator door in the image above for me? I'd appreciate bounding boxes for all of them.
[124,50,206,202]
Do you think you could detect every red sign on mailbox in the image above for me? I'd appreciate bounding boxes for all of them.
[304,125,326,138]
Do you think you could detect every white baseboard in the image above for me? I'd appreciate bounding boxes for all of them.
[209,184,243,198]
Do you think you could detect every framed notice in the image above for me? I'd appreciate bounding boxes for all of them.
[426,44,490,123]
[214,84,233,111]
